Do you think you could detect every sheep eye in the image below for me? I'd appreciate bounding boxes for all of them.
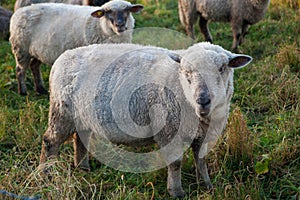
[180,68,193,84]
[184,72,192,84]
[219,65,226,73]
[105,11,113,18]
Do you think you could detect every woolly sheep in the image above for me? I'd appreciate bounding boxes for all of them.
[178,0,270,50]
[9,0,143,95]
[39,42,252,198]
[14,0,109,11]
[0,6,12,40]
[14,0,83,11]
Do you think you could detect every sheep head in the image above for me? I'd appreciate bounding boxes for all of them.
[179,43,252,119]
[91,0,143,34]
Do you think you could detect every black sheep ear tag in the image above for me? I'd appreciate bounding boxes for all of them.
[228,55,252,69]
[91,10,105,18]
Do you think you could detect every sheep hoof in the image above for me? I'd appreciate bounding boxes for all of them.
[207,39,213,44]
[78,166,91,172]
[37,163,54,174]
[206,182,213,190]
[168,188,185,199]
[19,91,27,96]
[36,87,48,95]
[18,88,27,96]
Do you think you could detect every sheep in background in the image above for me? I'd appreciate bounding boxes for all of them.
[14,0,109,11]
[9,0,143,95]
[178,0,270,50]
[0,6,12,40]
[39,42,252,198]
[14,0,83,11]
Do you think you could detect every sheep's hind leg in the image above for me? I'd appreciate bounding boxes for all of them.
[199,16,212,43]
[239,23,249,45]
[231,21,243,51]
[178,0,195,39]
[30,58,48,95]
[74,131,91,171]
[191,138,213,189]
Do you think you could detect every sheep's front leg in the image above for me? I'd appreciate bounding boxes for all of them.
[167,159,185,198]
[74,131,90,171]
[199,16,212,43]
[15,56,30,95]
[39,103,75,168]
[191,139,213,189]
[30,58,48,95]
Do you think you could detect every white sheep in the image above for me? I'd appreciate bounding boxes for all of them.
[39,42,252,198]
[14,0,83,11]
[9,0,143,95]
[178,0,270,50]
[14,0,109,11]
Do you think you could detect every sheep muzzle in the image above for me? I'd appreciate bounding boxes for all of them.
[195,84,211,117]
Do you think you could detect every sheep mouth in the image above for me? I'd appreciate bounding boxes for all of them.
[116,26,127,33]
[196,106,210,118]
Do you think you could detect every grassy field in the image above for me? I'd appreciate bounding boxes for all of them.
[0,0,299,199]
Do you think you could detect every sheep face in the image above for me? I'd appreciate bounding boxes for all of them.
[91,2,143,34]
[179,47,252,119]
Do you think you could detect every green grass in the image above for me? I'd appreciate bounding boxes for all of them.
[1,0,300,199]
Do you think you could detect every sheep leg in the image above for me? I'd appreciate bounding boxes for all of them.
[231,21,243,51]
[186,23,195,40]
[239,23,249,45]
[199,16,212,43]
[178,0,195,39]
[167,159,185,198]
[15,56,30,95]
[39,103,75,166]
[73,131,90,171]
[191,138,213,189]
[30,58,48,95]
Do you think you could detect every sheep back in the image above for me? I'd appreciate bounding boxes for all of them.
[195,0,231,22]
[14,0,83,11]
[49,43,191,146]
[196,0,269,23]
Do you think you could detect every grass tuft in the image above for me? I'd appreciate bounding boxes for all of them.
[276,42,300,73]
[225,107,254,169]
[270,0,300,9]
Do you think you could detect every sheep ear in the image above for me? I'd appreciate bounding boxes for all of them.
[168,52,181,63]
[228,55,252,69]
[130,5,144,13]
[91,10,105,18]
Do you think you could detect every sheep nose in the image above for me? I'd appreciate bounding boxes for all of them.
[196,93,211,107]
[115,22,126,32]
[196,92,211,116]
